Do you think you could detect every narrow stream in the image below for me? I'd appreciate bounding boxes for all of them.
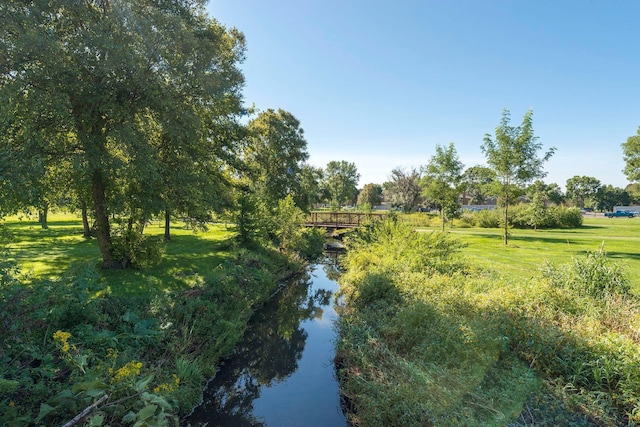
[184,256,347,426]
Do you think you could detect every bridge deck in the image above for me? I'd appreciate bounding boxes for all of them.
[305,212,388,229]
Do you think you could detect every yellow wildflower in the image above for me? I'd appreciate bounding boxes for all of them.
[53,330,72,353]
[111,361,143,383]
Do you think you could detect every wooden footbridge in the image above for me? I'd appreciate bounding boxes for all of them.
[305,212,388,229]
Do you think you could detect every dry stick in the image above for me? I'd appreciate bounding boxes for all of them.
[61,394,109,427]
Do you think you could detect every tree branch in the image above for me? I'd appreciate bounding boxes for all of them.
[61,394,109,427]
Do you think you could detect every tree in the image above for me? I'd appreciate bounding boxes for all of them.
[357,183,383,211]
[527,180,565,206]
[481,109,555,245]
[594,185,630,212]
[625,183,640,204]
[323,161,360,209]
[1,2,246,267]
[244,109,310,209]
[298,165,325,211]
[525,181,550,230]
[460,166,497,205]
[421,143,464,231]
[566,175,601,209]
[622,127,640,182]
[383,167,422,213]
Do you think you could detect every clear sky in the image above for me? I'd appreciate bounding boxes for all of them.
[206,0,640,190]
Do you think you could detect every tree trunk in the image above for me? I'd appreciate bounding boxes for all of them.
[81,202,91,238]
[92,175,119,269]
[441,207,445,232]
[164,209,171,241]
[38,203,49,229]
[503,192,509,245]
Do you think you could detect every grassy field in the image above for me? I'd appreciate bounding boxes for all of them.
[2,212,235,294]
[337,217,640,426]
[417,216,640,292]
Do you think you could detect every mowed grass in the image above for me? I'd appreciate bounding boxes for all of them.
[2,212,236,295]
[417,216,640,292]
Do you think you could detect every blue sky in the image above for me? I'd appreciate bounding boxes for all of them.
[206,1,640,190]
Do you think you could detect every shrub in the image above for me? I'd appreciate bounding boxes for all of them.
[111,229,165,269]
[540,244,630,298]
[475,209,501,228]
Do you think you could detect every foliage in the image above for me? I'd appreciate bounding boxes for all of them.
[0,1,246,268]
[466,205,583,229]
[337,219,640,426]
[622,126,640,182]
[244,109,310,210]
[461,165,497,205]
[566,175,602,208]
[357,183,383,209]
[594,184,631,212]
[110,229,165,269]
[0,218,307,426]
[421,142,464,231]
[323,160,360,208]
[481,109,555,244]
[382,167,422,213]
[540,244,631,298]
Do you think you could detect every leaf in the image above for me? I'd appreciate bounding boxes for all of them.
[135,374,155,392]
[88,414,105,426]
[136,404,157,422]
[122,411,137,423]
[35,403,55,421]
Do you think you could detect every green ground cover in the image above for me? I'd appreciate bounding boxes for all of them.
[337,217,640,426]
[0,213,307,426]
[420,216,640,293]
[3,213,237,294]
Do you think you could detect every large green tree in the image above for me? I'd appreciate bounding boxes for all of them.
[481,109,555,245]
[1,1,245,267]
[357,183,383,210]
[566,175,601,209]
[421,143,464,231]
[244,109,309,209]
[323,161,360,209]
[383,167,422,213]
[622,127,640,182]
[594,185,630,212]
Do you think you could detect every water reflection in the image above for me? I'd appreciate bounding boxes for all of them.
[185,262,345,426]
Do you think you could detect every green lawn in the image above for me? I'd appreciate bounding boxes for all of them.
[2,212,235,295]
[418,216,640,292]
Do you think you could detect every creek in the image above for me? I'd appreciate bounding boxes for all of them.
[184,256,347,426]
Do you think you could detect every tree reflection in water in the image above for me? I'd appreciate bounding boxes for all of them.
[185,268,335,426]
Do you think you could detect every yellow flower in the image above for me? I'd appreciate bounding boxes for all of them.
[112,361,143,383]
[53,330,72,353]
[153,374,181,394]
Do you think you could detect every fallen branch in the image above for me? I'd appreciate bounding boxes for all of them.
[61,394,109,427]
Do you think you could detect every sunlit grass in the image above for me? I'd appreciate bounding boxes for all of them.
[2,212,236,295]
[416,216,640,292]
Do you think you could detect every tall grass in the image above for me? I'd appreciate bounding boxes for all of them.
[337,218,640,426]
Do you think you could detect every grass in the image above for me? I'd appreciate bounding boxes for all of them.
[416,216,640,292]
[337,218,640,426]
[2,212,235,295]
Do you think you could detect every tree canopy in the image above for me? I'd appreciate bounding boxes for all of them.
[421,143,464,231]
[481,109,554,244]
[323,161,360,208]
[383,167,422,213]
[1,1,246,267]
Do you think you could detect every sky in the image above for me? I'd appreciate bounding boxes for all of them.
[206,0,640,190]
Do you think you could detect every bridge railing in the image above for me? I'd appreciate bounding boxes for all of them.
[305,212,388,228]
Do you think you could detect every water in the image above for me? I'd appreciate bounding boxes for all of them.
[184,257,347,427]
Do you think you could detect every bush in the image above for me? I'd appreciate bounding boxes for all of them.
[111,230,165,269]
[474,209,501,228]
[540,244,630,298]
